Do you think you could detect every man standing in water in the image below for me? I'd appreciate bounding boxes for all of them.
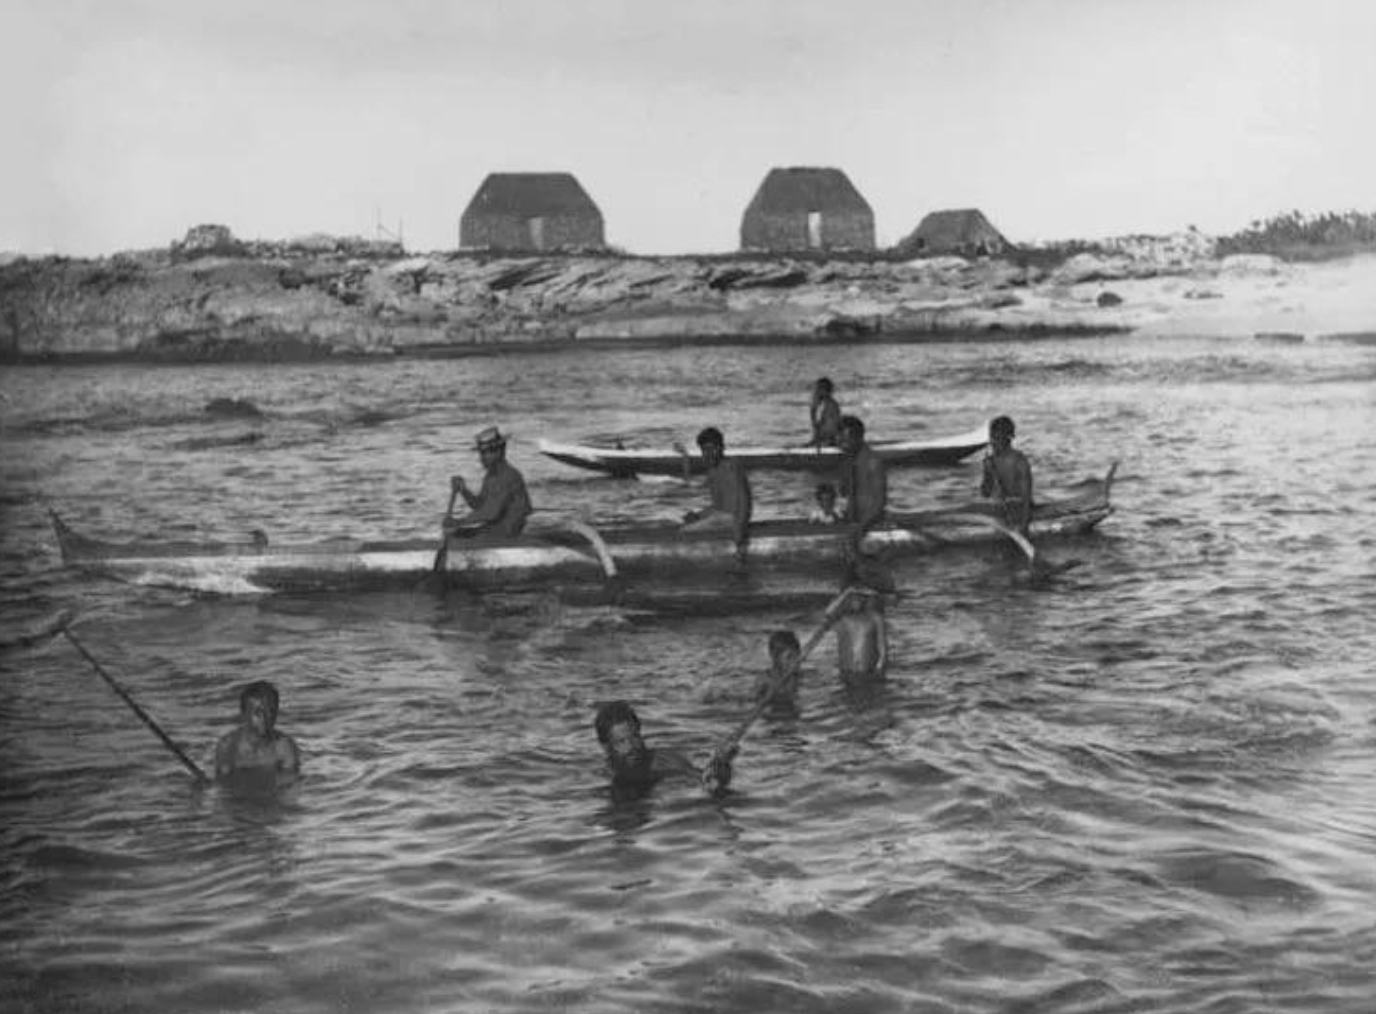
[215,680,301,779]
[809,377,842,447]
[447,426,532,537]
[837,415,887,534]
[680,427,752,560]
[594,701,734,796]
[834,587,888,681]
[980,415,1034,536]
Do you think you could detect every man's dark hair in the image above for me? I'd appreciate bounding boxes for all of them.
[815,377,833,394]
[696,427,724,450]
[990,415,1015,438]
[239,680,279,712]
[815,482,836,497]
[839,414,865,440]
[594,700,640,744]
[768,629,800,656]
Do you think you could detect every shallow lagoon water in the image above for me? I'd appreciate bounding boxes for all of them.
[2,335,1375,1013]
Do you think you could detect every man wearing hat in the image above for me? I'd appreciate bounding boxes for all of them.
[446,426,532,537]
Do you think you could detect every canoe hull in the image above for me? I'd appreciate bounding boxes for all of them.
[50,466,1116,595]
[537,425,990,478]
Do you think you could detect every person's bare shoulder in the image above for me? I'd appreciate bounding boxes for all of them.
[275,733,302,774]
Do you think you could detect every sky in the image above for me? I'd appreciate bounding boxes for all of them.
[4,0,1374,256]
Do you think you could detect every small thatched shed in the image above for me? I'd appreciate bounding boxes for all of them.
[460,172,605,252]
[896,209,1010,258]
[740,167,875,252]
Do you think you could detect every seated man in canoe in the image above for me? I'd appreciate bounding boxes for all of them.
[809,377,843,447]
[595,701,734,798]
[980,415,1033,536]
[680,427,752,558]
[447,426,532,538]
[215,680,301,781]
[837,415,887,533]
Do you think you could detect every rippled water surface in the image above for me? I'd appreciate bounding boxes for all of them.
[2,336,1375,1013]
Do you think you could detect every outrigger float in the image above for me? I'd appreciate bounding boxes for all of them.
[536,424,990,478]
[50,465,1116,596]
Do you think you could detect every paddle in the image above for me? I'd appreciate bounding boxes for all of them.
[708,584,863,767]
[60,621,209,784]
[430,487,461,578]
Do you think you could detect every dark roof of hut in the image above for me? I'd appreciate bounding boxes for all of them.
[903,208,1009,248]
[745,167,873,214]
[464,173,601,216]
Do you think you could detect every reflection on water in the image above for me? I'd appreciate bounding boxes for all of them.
[2,337,1375,1013]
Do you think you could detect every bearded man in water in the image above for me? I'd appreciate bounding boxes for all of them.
[594,701,734,797]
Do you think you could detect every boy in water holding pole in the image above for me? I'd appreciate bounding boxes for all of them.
[215,680,302,780]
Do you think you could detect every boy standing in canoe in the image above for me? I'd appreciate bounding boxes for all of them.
[809,377,842,446]
[980,415,1033,536]
[447,426,532,538]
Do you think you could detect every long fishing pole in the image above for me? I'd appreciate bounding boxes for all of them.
[61,623,209,783]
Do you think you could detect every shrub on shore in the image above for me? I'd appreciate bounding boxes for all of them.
[1217,210,1376,261]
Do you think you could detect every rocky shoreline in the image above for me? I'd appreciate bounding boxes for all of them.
[3,234,1375,362]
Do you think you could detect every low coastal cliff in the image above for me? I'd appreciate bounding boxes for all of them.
[3,237,1374,361]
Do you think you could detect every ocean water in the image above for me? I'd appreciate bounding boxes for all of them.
[2,335,1374,1013]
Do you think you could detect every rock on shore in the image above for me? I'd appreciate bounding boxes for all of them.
[3,228,1374,361]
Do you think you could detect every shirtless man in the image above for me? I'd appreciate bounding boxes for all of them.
[834,587,888,681]
[980,415,1033,535]
[447,425,532,537]
[594,701,734,796]
[809,377,842,447]
[837,415,887,533]
[215,680,301,779]
[681,427,752,558]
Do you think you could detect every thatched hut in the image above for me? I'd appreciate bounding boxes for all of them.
[896,209,1010,258]
[460,173,605,252]
[740,167,875,252]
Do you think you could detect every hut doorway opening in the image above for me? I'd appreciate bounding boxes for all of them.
[807,211,822,249]
[527,216,546,249]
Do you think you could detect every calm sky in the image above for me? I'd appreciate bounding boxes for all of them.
[5,0,1373,255]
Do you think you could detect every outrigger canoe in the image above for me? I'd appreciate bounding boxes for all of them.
[537,424,990,478]
[50,465,1115,595]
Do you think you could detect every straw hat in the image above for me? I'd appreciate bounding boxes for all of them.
[473,426,507,450]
